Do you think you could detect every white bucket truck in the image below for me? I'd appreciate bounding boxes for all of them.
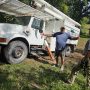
[0,0,81,64]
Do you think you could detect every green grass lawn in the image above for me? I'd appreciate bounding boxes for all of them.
[0,37,90,90]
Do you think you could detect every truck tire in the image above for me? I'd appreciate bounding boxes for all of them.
[65,46,71,57]
[4,41,28,64]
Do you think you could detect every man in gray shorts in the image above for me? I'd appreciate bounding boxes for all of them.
[43,27,79,71]
[68,39,90,87]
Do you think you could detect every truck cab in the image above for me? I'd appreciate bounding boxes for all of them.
[0,15,45,64]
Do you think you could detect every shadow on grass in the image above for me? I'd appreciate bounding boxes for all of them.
[28,53,51,65]
[14,66,69,89]
[39,66,69,83]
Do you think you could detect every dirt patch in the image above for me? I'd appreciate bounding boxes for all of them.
[0,48,85,67]
[28,49,84,66]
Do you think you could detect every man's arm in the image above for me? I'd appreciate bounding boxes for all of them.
[67,33,79,40]
[42,33,53,37]
[70,37,79,40]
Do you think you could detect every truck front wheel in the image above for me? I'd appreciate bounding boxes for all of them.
[4,41,28,64]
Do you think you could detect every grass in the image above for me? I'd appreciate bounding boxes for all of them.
[0,62,86,90]
[80,24,90,38]
[0,37,90,90]
[77,37,88,50]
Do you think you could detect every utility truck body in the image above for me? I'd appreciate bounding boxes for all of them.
[35,0,80,53]
[0,0,80,64]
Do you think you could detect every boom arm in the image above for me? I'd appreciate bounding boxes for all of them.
[0,0,53,20]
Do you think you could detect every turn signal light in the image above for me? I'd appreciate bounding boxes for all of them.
[0,38,6,42]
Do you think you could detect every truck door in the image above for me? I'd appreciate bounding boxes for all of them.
[28,17,44,45]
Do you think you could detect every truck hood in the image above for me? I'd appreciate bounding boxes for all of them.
[0,23,26,35]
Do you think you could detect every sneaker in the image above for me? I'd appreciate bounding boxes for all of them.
[60,65,64,71]
[52,64,59,67]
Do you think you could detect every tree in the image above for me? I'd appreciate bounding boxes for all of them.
[82,0,90,17]
[45,0,69,15]
[67,0,90,23]
[68,0,82,22]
